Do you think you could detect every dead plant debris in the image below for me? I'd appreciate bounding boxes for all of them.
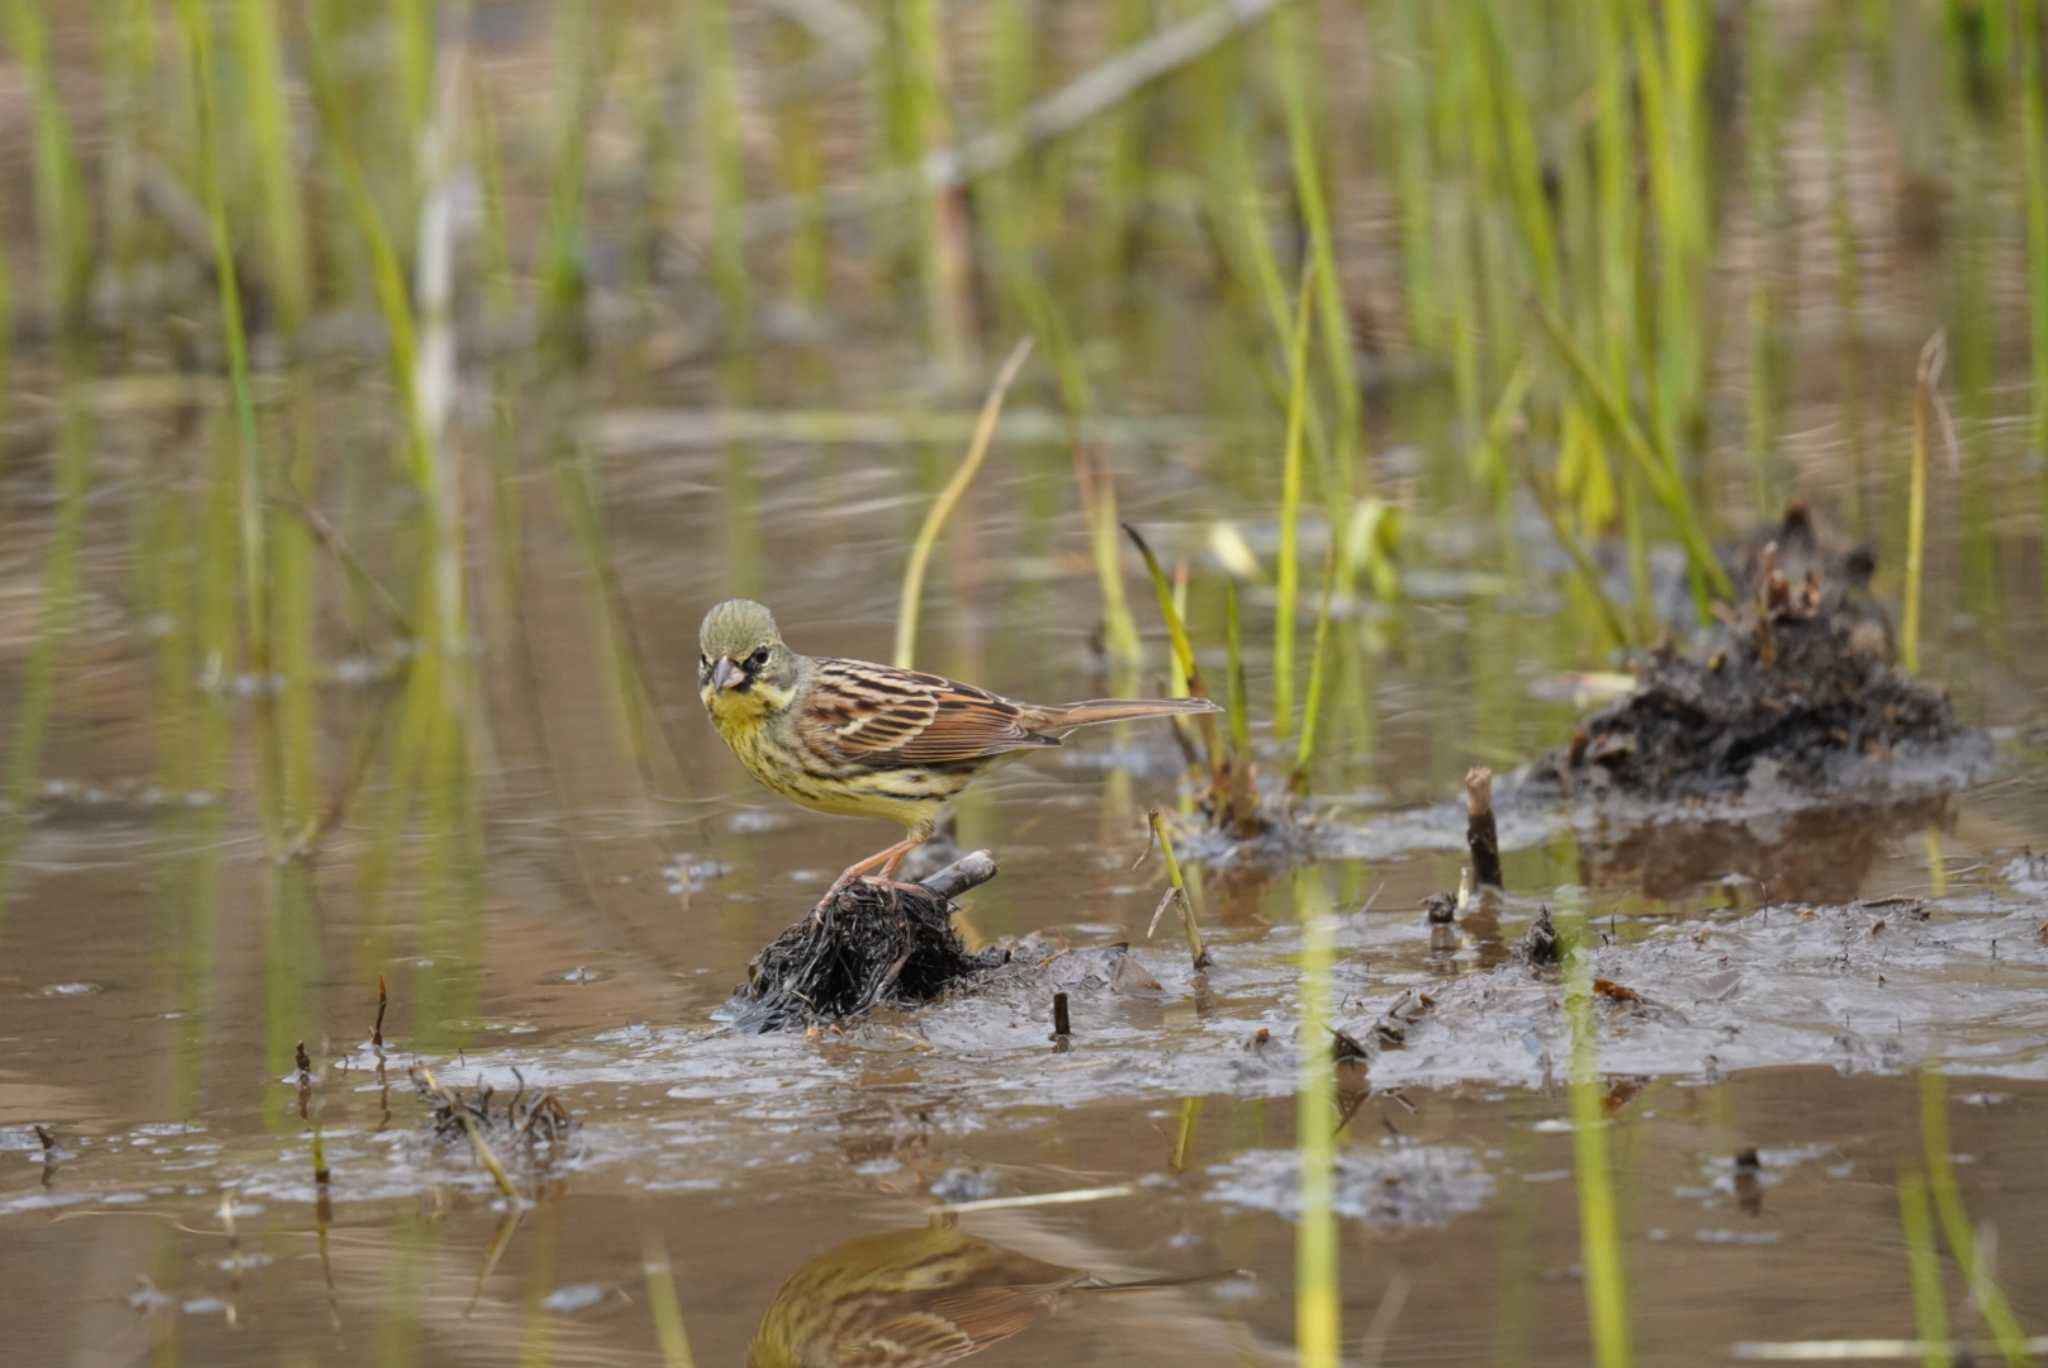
[1534,507,1972,802]
[727,852,1008,1032]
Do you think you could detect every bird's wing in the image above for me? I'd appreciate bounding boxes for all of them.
[807,657,1059,766]
[838,1310,983,1367]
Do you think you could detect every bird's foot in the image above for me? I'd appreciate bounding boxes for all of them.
[859,875,931,914]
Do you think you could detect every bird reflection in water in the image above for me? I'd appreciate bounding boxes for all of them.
[746,1224,1237,1367]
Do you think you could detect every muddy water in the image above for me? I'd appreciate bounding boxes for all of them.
[4,371,2048,1368]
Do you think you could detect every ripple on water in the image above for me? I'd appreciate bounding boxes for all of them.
[1209,1140,1496,1229]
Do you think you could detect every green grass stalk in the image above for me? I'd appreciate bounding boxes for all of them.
[1290,554,1337,793]
[5,0,94,327]
[2020,0,2048,549]
[1744,0,1784,504]
[541,0,612,358]
[1101,0,1154,277]
[1903,334,1942,673]
[883,0,970,377]
[1631,0,1709,469]
[895,338,1033,667]
[1533,303,1733,610]
[1564,915,1633,1368]
[1147,809,1209,970]
[1294,869,1340,1366]
[775,19,827,309]
[1170,1095,1203,1173]
[1275,261,1316,740]
[232,0,310,331]
[0,207,9,439]
[1897,1169,1953,1368]
[1919,1071,2034,1364]
[472,89,515,320]
[1586,0,1647,629]
[304,11,447,600]
[643,1233,701,1368]
[1388,0,1440,350]
[1076,446,1144,665]
[1272,0,1361,515]
[177,0,274,801]
[1224,579,1251,759]
[698,0,750,349]
[1121,524,1209,701]
[1824,31,1868,529]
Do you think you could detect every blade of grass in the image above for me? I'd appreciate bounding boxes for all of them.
[5,0,94,327]
[643,1233,700,1368]
[1121,523,1207,699]
[1564,899,1632,1368]
[1919,1071,2033,1365]
[1272,0,1361,520]
[1290,551,1338,793]
[1532,301,1732,610]
[1224,579,1251,759]
[1275,258,1316,739]
[232,0,309,332]
[895,338,1033,667]
[177,0,278,845]
[1897,1169,1953,1368]
[1147,810,1210,970]
[1903,334,1946,673]
[2022,0,2048,553]
[1294,868,1340,1367]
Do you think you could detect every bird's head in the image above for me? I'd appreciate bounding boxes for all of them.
[698,599,800,723]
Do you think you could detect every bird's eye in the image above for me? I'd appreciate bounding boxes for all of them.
[748,645,771,668]
[698,653,709,671]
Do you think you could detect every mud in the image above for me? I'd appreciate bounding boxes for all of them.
[725,853,1010,1032]
[1530,508,1983,804]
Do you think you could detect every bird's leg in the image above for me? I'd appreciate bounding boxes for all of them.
[813,835,924,919]
[857,836,949,919]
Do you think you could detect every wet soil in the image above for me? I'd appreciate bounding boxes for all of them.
[728,858,1011,1032]
[1532,507,1986,805]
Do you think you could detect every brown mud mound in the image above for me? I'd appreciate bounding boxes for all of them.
[725,852,1009,1033]
[1532,507,1980,803]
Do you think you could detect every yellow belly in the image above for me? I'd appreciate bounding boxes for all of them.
[720,715,950,833]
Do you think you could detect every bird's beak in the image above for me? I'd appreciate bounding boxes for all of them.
[710,656,742,691]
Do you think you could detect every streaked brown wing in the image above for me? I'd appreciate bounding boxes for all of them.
[807,658,1057,766]
[846,1286,1059,1366]
[838,1309,982,1367]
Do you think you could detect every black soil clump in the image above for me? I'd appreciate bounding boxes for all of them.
[1532,505,1972,803]
[727,852,1009,1033]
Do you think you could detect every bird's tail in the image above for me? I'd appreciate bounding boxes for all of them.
[1046,696,1220,731]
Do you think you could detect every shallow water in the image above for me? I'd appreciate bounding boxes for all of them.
[5,406,2047,1363]
[8,5,2048,1365]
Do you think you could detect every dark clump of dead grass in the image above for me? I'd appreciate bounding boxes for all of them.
[727,860,1009,1033]
[1533,506,1977,804]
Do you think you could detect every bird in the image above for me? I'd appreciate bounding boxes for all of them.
[697,598,1218,910]
[745,1224,1234,1367]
